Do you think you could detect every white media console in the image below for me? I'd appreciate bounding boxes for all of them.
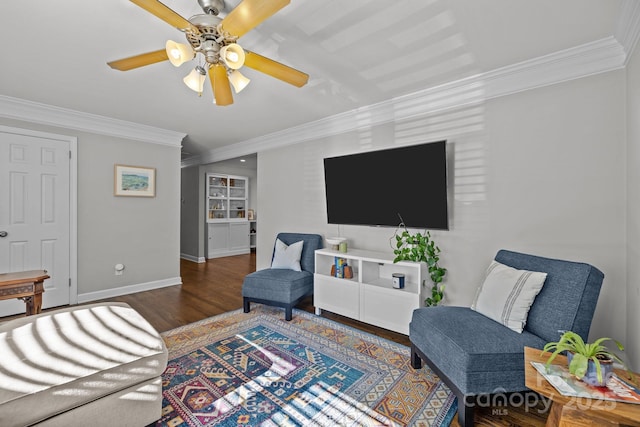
[313,248,427,335]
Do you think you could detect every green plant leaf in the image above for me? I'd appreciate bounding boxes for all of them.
[392,225,446,302]
[569,353,588,379]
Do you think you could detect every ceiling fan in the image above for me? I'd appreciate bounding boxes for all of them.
[107,0,308,106]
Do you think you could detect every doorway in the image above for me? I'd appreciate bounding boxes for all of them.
[0,125,77,316]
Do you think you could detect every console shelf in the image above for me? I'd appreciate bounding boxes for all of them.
[314,248,426,335]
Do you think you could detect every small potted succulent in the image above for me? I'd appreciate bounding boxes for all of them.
[542,331,627,387]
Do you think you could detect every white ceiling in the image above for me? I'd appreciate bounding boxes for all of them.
[0,0,625,161]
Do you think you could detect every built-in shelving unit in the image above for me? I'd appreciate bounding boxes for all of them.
[206,173,250,258]
[314,248,426,335]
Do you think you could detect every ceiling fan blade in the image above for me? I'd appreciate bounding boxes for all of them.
[244,51,308,87]
[210,64,234,106]
[220,0,290,38]
[130,0,199,33]
[107,49,169,71]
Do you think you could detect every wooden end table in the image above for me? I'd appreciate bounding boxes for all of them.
[524,346,640,427]
[0,270,50,315]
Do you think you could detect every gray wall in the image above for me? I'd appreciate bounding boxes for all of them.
[0,117,181,299]
[627,39,640,371]
[180,166,201,260]
[257,69,633,367]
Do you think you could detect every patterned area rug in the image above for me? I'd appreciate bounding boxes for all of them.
[153,306,456,426]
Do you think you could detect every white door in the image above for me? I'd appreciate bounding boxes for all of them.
[0,129,71,315]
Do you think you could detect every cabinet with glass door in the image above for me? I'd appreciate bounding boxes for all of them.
[206,174,248,222]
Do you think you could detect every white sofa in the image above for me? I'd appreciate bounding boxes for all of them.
[0,302,168,427]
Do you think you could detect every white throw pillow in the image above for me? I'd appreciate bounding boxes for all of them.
[471,260,547,333]
[271,239,304,271]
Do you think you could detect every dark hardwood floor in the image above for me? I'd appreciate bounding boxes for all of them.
[3,253,548,426]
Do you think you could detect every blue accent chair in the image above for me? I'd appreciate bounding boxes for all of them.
[409,249,604,427]
[242,232,323,321]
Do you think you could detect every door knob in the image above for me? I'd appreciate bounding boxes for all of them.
[0,231,7,237]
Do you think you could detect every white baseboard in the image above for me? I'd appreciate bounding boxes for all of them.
[77,276,182,303]
[207,249,250,259]
[180,253,205,263]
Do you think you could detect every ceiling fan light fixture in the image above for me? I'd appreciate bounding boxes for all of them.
[166,40,195,67]
[109,0,306,106]
[229,70,250,93]
[220,43,245,69]
[183,66,208,95]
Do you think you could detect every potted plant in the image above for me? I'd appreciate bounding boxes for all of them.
[542,331,627,387]
[392,226,446,306]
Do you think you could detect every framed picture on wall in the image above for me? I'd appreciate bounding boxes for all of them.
[114,164,156,197]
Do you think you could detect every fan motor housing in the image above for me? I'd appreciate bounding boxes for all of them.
[198,0,224,15]
[186,14,223,56]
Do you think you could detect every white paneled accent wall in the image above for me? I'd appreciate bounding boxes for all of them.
[257,69,629,366]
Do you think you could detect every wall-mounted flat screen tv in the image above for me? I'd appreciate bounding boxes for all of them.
[323,140,449,229]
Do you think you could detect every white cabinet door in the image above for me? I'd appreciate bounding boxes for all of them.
[314,275,360,319]
[361,285,419,335]
[229,222,249,251]
[206,174,248,222]
[208,223,229,258]
[207,222,251,258]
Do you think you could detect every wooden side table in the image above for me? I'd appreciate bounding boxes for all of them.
[0,270,50,315]
[524,346,640,427]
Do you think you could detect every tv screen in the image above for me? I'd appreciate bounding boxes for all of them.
[323,141,448,229]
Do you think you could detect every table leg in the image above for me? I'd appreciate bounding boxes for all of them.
[23,296,35,315]
[30,279,45,315]
[546,401,619,427]
[32,291,43,314]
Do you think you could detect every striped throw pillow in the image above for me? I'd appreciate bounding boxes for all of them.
[471,261,547,333]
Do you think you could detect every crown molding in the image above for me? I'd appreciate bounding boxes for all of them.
[0,95,186,147]
[616,0,640,63]
[481,36,625,98]
[183,36,626,167]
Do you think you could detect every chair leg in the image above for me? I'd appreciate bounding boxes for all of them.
[457,394,475,427]
[410,343,422,369]
[243,298,250,313]
[285,305,292,321]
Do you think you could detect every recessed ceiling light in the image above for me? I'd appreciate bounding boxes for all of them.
[240,159,246,162]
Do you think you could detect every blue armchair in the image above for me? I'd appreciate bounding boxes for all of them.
[242,232,323,320]
[409,249,604,427]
